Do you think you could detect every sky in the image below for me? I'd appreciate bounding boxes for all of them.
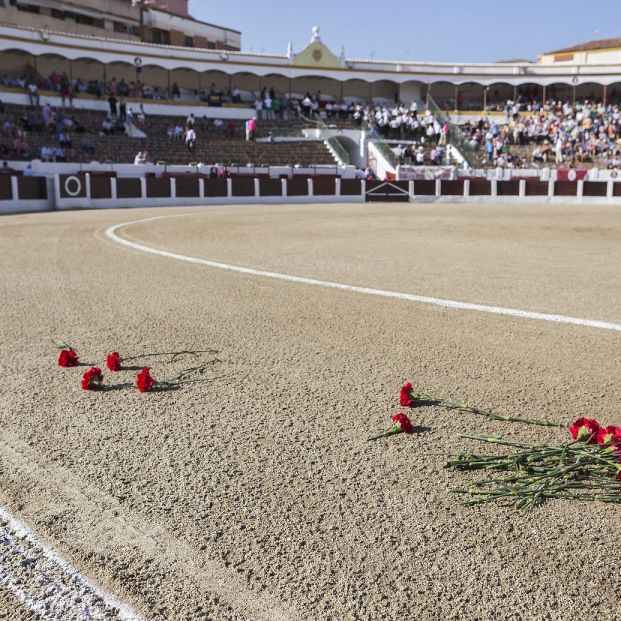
[190,0,621,63]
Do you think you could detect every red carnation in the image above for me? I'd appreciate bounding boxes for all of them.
[400,382,414,407]
[106,352,122,372]
[81,367,103,391]
[617,470,621,481]
[136,367,155,393]
[597,425,621,447]
[569,418,601,444]
[58,349,79,368]
[391,412,414,434]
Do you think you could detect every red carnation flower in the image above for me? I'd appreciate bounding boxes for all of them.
[106,352,122,372]
[391,412,414,434]
[400,382,414,407]
[58,349,79,368]
[136,367,155,393]
[81,367,103,391]
[569,418,601,444]
[617,469,621,481]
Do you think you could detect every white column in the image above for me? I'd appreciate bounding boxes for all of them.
[227,178,232,198]
[110,177,117,200]
[140,177,147,200]
[463,179,470,197]
[519,179,526,198]
[577,180,584,199]
[607,180,614,199]
[254,177,260,198]
[308,178,314,197]
[491,179,498,197]
[199,177,205,199]
[10,175,18,201]
[281,178,287,197]
[548,179,555,198]
[170,177,177,200]
[360,179,366,199]
[335,178,341,197]
[435,179,441,197]
[409,180,414,197]
[85,173,91,202]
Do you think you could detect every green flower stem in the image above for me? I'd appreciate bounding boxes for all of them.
[367,425,402,442]
[413,392,563,427]
[122,349,218,363]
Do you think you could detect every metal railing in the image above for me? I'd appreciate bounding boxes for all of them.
[427,95,476,168]
[298,112,351,165]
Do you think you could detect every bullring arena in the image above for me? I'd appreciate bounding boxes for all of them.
[1,2,621,620]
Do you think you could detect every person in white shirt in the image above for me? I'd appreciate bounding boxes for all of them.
[186,113,195,128]
[185,126,197,153]
[134,151,146,165]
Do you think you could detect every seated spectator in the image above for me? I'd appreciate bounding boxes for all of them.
[134,151,146,165]
[23,163,34,176]
[40,145,54,162]
[80,137,95,155]
[101,117,114,135]
[174,124,184,139]
[166,126,175,139]
[57,131,72,148]
[213,118,225,135]
[0,160,14,174]
[54,146,66,162]
[12,137,30,159]
[2,118,15,137]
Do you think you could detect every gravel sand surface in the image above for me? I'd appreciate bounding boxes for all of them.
[0,203,620,620]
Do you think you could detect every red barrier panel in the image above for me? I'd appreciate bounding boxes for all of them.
[175,176,200,198]
[146,177,171,199]
[117,178,141,199]
[91,176,112,199]
[340,179,363,196]
[259,179,282,197]
[554,181,578,197]
[232,177,255,197]
[583,182,607,197]
[0,176,12,200]
[204,179,228,197]
[313,177,336,196]
[524,179,549,196]
[497,180,520,196]
[469,179,491,196]
[413,180,435,196]
[17,176,47,200]
[441,180,464,195]
[287,178,309,196]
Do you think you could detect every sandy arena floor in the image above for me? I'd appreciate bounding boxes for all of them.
[0,202,620,620]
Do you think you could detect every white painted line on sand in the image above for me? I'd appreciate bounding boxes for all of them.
[0,505,145,620]
[105,215,621,333]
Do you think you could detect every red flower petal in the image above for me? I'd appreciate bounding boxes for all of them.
[400,382,413,407]
[106,352,122,372]
[58,349,79,368]
[136,367,155,393]
[569,417,600,444]
[81,367,103,391]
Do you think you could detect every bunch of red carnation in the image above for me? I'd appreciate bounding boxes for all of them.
[570,418,621,468]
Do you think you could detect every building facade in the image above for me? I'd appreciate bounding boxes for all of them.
[0,0,241,50]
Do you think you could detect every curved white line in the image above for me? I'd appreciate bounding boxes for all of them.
[0,506,144,620]
[106,215,621,333]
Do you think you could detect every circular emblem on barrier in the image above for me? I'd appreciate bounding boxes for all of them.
[64,175,82,197]
[567,169,577,181]
[134,56,143,67]
[611,171,618,178]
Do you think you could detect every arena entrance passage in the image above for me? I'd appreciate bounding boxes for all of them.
[365,181,410,202]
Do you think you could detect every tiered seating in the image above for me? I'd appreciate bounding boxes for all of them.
[0,104,337,167]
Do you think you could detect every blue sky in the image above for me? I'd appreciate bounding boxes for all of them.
[190,0,621,62]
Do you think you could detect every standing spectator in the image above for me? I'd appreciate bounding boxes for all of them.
[108,93,118,118]
[28,82,40,107]
[60,72,72,107]
[119,96,127,123]
[185,125,196,154]
[245,117,256,141]
[171,82,180,99]
[254,97,263,120]
[136,104,146,125]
